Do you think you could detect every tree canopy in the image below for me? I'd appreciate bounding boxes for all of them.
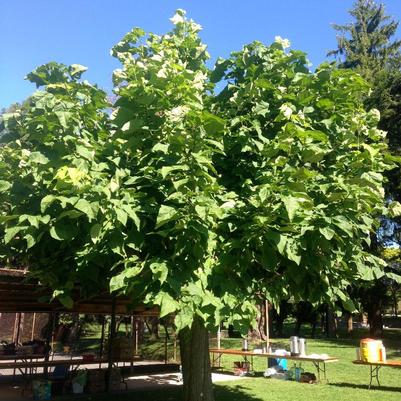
[0,10,397,400]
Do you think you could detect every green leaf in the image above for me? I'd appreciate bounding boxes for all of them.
[0,180,11,193]
[4,226,25,244]
[152,143,169,153]
[319,227,335,240]
[24,234,36,249]
[121,205,141,230]
[342,298,357,313]
[156,205,178,229]
[115,208,128,226]
[333,216,354,237]
[285,239,302,265]
[202,111,226,135]
[282,196,299,222]
[266,231,287,255]
[49,222,77,241]
[74,199,97,220]
[30,152,49,164]
[160,165,188,179]
[76,145,95,161]
[90,224,102,243]
[150,262,168,284]
[158,292,179,318]
[54,111,72,129]
[174,309,194,332]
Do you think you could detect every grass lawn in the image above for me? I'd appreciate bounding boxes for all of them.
[57,327,401,401]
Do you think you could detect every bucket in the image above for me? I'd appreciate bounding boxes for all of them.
[360,339,381,362]
[298,338,306,356]
[290,336,299,356]
[72,382,84,394]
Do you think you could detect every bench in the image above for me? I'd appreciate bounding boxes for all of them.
[352,360,401,388]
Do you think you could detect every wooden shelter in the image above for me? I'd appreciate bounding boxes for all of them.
[0,268,168,393]
[0,268,158,316]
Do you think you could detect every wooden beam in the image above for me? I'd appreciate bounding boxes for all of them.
[106,296,117,393]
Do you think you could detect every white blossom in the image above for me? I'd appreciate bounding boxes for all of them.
[274,36,291,49]
[170,12,185,25]
[167,105,190,122]
[279,104,293,119]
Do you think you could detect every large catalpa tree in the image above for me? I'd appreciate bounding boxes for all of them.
[0,10,397,401]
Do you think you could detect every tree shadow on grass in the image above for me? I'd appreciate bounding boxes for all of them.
[56,380,264,401]
[329,382,401,393]
[215,383,265,401]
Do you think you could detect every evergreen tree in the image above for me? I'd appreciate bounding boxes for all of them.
[328,0,401,80]
[328,0,401,169]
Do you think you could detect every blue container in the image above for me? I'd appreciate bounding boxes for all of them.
[268,357,288,370]
[32,380,52,401]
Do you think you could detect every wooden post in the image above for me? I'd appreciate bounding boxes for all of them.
[135,319,139,355]
[130,315,135,373]
[15,313,22,345]
[106,296,117,393]
[173,330,177,362]
[99,315,106,369]
[265,300,270,349]
[12,313,18,343]
[31,313,37,341]
[51,313,56,352]
[164,331,168,364]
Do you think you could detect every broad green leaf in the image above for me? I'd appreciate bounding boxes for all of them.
[55,111,72,129]
[156,205,178,229]
[74,199,97,220]
[115,208,128,226]
[0,180,11,193]
[90,223,102,243]
[266,231,287,255]
[4,226,26,244]
[41,195,57,213]
[76,145,95,161]
[319,227,335,241]
[158,292,179,318]
[30,152,49,164]
[49,222,77,241]
[202,111,226,134]
[150,262,168,284]
[121,205,141,230]
[282,196,299,222]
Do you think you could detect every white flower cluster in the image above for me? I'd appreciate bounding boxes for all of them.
[274,36,291,49]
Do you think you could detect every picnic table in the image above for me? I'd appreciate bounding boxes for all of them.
[0,355,142,394]
[209,348,338,382]
[352,359,401,389]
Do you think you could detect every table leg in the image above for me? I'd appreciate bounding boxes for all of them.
[312,361,327,382]
[368,365,381,389]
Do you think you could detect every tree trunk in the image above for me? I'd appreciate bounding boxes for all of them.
[345,312,353,334]
[325,307,337,338]
[179,316,214,401]
[368,302,383,337]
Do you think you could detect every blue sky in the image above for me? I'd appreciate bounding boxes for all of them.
[1,0,401,108]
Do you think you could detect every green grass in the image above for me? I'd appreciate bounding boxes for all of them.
[57,328,401,401]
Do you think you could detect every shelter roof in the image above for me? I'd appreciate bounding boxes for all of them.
[0,268,158,316]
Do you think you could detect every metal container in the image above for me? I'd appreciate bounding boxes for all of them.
[290,336,299,356]
[298,338,306,356]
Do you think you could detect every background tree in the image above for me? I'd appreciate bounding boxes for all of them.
[329,0,401,335]
[0,10,397,401]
